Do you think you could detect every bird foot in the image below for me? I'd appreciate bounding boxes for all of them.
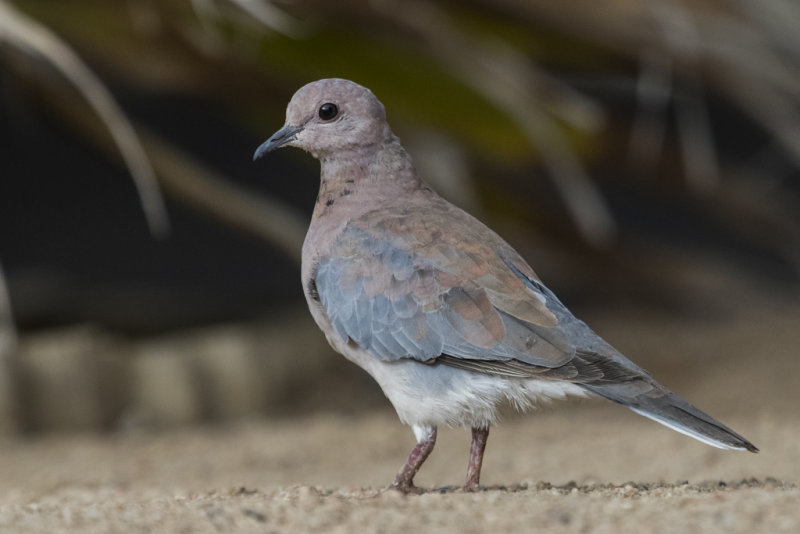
[462,482,480,493]
[386,481,427,495]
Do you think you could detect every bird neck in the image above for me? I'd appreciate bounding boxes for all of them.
[315,134,423,214]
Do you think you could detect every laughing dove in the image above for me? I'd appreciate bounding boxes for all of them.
[254,78,757,493]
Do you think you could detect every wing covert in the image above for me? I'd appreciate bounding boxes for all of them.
[314,216,581,368]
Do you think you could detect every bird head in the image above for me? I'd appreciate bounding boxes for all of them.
[254,78,391,161]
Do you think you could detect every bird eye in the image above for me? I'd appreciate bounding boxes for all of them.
[318,103,339,121]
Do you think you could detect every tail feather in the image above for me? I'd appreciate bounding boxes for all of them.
[585,384,759,453]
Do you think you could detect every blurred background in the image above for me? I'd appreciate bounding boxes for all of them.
[0,0,798,435]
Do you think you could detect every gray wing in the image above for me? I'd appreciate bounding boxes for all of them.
[315,217,643,381]
[315,211,758,453]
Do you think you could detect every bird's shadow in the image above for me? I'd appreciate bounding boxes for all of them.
[359,477,788,498]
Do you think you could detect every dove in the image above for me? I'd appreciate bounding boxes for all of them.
[253,78,757,493]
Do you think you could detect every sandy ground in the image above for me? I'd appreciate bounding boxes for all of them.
[0,405,797,533]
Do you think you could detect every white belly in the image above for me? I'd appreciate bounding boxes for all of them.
[335,336,588,428]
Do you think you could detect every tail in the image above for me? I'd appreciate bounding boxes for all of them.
[584,383,759,452]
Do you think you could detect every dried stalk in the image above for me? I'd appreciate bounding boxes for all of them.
[0,0,170,237]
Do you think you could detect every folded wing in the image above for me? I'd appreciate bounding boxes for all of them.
[315,206,640,382]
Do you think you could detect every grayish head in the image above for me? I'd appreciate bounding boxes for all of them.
[254,79,392,161]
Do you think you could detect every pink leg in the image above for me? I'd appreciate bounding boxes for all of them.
[389,426,437,494]
[464,426,489,492]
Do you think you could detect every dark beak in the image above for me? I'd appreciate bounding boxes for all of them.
[253,124,304,161]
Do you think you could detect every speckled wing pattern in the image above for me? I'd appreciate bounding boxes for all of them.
[314,206,642,383]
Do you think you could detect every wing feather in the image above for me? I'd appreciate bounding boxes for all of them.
[315,207,641,381]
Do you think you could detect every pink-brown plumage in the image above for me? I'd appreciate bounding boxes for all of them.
[254,78,757,493]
